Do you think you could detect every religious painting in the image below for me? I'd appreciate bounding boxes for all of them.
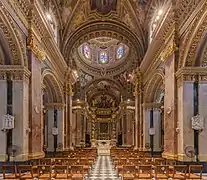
[100,123,109,133]
[90,0,117,15]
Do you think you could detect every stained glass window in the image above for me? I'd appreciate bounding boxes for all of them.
[117,46,124,59]
[99,51,108,64]
[83,45,90,59]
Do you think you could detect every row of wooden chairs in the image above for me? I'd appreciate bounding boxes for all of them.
[112,157,176,166]
[30,157,95,166]
[2,148,98,179]
[2,164,87,179]
[116,164,203,179]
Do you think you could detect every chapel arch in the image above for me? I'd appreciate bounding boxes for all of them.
[143,70,165,154]
[41,69,65,153]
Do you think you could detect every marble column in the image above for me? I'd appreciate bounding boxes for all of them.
[47,108,54,152]
[153,109,161,152]
[134,94,139,149]
[162,53,177,160]
[71,111,76,147]
[12,68,30,161]
[67,94,73,150]
[142,106,150,151]
[198,78,207,161]
[176,71,195,161]
[57,104,65,151]
[28,52,44,159]
[142,103,162,153]
[0,71,8,161]
[126,111,133,146]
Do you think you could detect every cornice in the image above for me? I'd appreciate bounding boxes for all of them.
[0,65,31,81]
[141,8,174,83]
[142,103,162,110]
[30,0,68,82]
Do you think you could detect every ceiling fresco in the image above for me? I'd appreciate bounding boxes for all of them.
[43,0,168,102]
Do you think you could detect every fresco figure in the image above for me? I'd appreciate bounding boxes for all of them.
[91,0,117,14]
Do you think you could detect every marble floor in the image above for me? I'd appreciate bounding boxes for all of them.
[86,156,120,180]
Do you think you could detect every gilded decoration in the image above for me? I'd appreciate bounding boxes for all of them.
[179,1,207,67]
[0,2,26,65]
[27,31,46,62]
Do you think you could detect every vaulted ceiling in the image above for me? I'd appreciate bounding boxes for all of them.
[46,0,168,101]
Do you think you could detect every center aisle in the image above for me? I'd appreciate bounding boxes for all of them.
[86,156,120,180]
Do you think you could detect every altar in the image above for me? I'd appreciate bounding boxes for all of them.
[96,140,113,155]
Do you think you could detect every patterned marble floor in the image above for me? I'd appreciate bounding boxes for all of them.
[85,156,121,180]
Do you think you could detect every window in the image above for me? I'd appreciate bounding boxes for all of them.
[83,45,90,59]
[117,46,124,59]
[99,51,108,64]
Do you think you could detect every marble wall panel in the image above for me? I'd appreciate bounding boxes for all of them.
[12,79,29,161]
[198,83,207,161]
[163,54,177,157]
[0,80,7,161]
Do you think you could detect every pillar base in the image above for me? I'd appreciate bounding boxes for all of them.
[0,154,8,162]
[162,152,177,160]
[11,153,29,162]
[111,139,116,147]
[177,153,196,162]
[198,154,207,162]
[28,151,45,160]
[91,140,96,148]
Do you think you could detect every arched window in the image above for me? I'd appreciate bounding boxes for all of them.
[117,46,124,59]
[99,51,108,64]
[83,45,90,59]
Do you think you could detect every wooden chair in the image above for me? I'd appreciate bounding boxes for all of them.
[135,165,153,179]
[121,165,137,180]
[39,158,53,165]
[70,165,84,179]
[153,158,165,165]
[18,165,34,179]
[37,165,53,179]
[188,165,203,179]
[53,165,69,179]
[169,165,187,179]
[2,165,17,179]
[154,165,170,179]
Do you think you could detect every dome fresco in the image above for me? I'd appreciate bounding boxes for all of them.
[78,37,129,67]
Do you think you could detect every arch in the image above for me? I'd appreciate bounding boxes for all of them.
[144,70,165,103]
[0,4,26,65]
[63,20,144,63]
[180,6,207,67]
[0,32,13,65]
[84,77,123,94]
[42,69,64,103]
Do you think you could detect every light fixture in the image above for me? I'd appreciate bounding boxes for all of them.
[153,23,157,29]
[158,9,163,16]
[46,13,52,21]
[156,15,160,20]
[127,99,130,102]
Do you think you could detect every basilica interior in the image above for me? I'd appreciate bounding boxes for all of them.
[0,0,207,179]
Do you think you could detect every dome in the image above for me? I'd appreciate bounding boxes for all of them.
[78,37,129,67]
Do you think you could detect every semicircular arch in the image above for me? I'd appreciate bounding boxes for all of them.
[180,6,207,67]
[42,69,64,103]
[0,4,26,65]
[144,70,164,103]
